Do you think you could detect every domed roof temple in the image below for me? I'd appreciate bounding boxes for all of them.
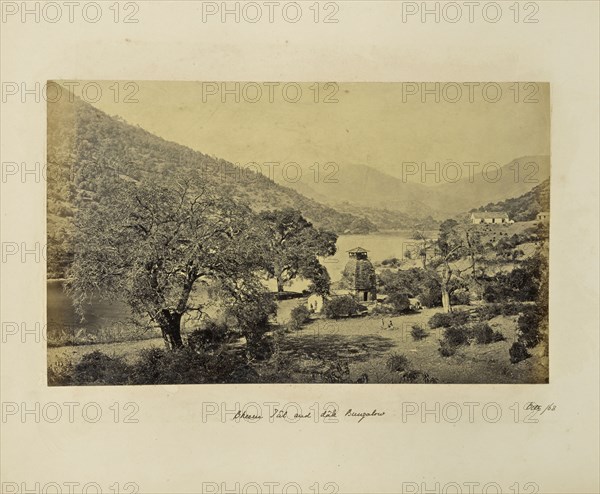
[343,247,377,302]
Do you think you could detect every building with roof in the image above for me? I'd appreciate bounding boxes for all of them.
[537,211,550,222]
[342,247,377,302]
[470,212,511,224]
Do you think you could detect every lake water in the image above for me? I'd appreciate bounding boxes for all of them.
[47,231,426,336]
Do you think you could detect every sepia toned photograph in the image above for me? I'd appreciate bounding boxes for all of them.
[47,81,550,385]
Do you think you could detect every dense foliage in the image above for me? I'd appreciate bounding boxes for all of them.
[259,209,337,293]
[323,295,365,319]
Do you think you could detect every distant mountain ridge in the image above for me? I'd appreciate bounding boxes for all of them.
[286,157,550,220]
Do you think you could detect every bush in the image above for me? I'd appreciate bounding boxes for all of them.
[187,321,232,353]
[470,322,506,344]
[517,307,543,348]
[472,322,494,344]
[370,304,394,316]
[131,346,257,384]
[245,335,275,361]
[476,302,527,320]
[509,342,531,364]
[410,324,428,341]
[323,295,364,319]
[482,257,542,303]
[438,340,457,357]
[419,289,442,308]
[70,350,131,385]
[131,347,205,384]
[443,325,469,347]
[399,370,439,383]
[386,291,411,314]
[386,352,410,372]
[428,310,470,329]
[47,358,75,386]
[289,304,311,331]
[451,289,471,306]
[377,267,442,308]
[320,360,351,383]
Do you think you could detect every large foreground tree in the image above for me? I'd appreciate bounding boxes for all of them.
[258,209,337,294]
[67,173,268,349]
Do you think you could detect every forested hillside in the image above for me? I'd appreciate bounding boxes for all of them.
[471,179,550,221]
[47,96,377,277]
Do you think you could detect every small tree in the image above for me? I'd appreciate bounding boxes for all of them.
[428,219,485,313]
[411,228,433,269]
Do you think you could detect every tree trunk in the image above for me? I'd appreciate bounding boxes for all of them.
[441,288,451,313]
[276,276,284,293]
[159,310,183,350]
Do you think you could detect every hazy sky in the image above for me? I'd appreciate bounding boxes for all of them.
[63,81,550,184]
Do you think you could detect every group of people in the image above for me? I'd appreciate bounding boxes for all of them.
[381,318,395,331]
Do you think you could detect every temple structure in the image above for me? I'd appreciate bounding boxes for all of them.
[342,247,377,302]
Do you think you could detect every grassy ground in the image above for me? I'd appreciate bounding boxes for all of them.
[275,301,548,384]
[48,300,548,384]
[48,337,165,367]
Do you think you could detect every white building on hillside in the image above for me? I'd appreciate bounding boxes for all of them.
[537,211,550,222]
[470,212,511,224]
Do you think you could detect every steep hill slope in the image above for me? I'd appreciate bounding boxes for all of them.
[47,96,383,278]
[47,95,377,238]
[471,178,550,221]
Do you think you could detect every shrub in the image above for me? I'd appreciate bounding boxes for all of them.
[320,359,351,383]
[323,295,364,319]
[370,304,394,316]
[245,335,275,361]
[476,302,527,320]
[70,350,131,385]
[470,322,506,344]
[428,310,470,329]
[386,352,410,372]
[386,291,411,314]
[187,321,232,353]
[378,267,442,308]
[410,324,428,341]
[494,329,506,341]
[399,370,439,383]
[438,340,457,357]
[131,346,257,384]
[517,307,543,348]
[47,358,75,386]
[289,304,311,331]
[419,289,442,308]
[443,325,469,347]
[451,289,471,306]
[472,322,495,344]
[509,342,531,364]
[501,302,527,316]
